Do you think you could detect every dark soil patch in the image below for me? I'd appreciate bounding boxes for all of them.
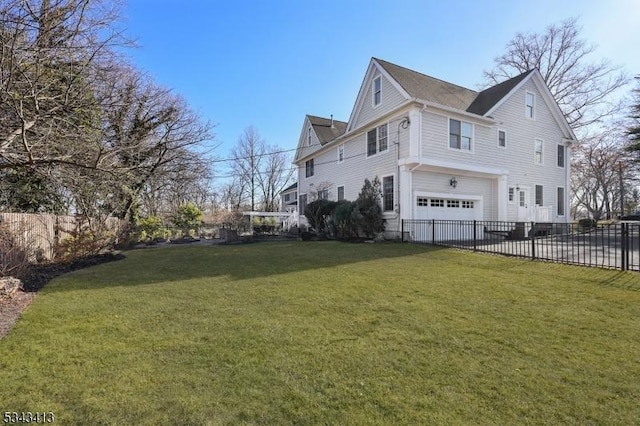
[20,252,126,292]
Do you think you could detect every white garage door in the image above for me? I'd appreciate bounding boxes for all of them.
[413,196,483,242]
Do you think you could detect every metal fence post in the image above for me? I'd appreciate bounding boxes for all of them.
[473,220,477,251]
[531,222,536,260]
[401,220,405,242]
[431,219,435,244]
[621,222,628,271]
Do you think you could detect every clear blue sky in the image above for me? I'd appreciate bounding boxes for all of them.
[121,0,640,179]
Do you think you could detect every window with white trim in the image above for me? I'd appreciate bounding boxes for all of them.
[318,189,328,200]
[337,144,345,163]
[373,76,381,106]
[308,127,312,146]
[534,139,543,165]
[535,185,543,206]
[367,124,388,157]
[447,200,460,208]
[431,199,444,207]
[305,159,314,178]
[557,144,565,168]
[508,187,515,203]
[417,197,429,206]
[557,187,565,216]
[449,119,472,151]
[337,186,345,201]
[382,175,394,212]
[526,92,535,119]
[498,130,506,148]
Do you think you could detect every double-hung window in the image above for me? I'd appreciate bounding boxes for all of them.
[534,139,543,165]
[373,76,381,106]
[337,144,345,163]
[526,92,535,119]
[337,186,345,201]
[367,124,388,156]
[498,130,506,148]
[382,175,394,212]
[305,159,314,178]
[535,185,544,206]
[449,119,472,151]
[557,187,565,216]
[557,144,565,168]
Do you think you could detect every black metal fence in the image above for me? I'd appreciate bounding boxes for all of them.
[401,220,640,272]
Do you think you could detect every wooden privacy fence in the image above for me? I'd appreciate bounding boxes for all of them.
[0,213,124,261]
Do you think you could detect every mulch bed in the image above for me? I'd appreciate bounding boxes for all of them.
[0,252,125,339]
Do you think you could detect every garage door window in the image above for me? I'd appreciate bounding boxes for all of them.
[431,199,444,207]
[417,197,429,206]
[447,200,460,208]
[462,201,474,209]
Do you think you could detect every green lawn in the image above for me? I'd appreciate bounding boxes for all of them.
[1,242,640,425]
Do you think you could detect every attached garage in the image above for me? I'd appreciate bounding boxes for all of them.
[412,193,484,242]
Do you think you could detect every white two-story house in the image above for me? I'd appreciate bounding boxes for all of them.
[293,58,575,239]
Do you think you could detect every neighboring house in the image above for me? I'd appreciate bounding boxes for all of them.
[280,182,298,213]
[293,58,576,239]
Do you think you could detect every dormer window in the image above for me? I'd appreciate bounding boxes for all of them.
[526,92,535,119]
[373,76,381,106]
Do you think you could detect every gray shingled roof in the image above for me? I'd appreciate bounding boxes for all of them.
[467,70,535,115]
[308,115,347,145]
[282,182,297,192]
[374,58,534,116]
[374,58,478,111]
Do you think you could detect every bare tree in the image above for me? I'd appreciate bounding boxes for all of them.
[257,145,294,211]
[571,131,633,219]
[230,126,265,211]
[484,17,628,132]
[0,0,127,171]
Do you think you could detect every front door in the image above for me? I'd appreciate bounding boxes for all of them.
[517,188,531,221]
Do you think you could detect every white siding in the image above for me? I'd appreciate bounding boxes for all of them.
[296,118,323,161]
[419,78,569,222]
[297,116,407,238]
[411,172,497,220]
[352,70,407,131]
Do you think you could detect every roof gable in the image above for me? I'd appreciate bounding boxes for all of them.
[466,70,535,115]
[308,115,347,145]
[375,58,479,111]
[294,114,347,162]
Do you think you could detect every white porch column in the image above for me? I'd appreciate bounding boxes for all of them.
[498,174,508,221]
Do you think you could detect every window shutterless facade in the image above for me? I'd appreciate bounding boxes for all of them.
[373,76,381,106]
[382,175,394,212]
[498,129,506,148]
[526,92,535,119]
[338,144,344,163]
[449,119,472,150]
[535,185,543,206]
[557,144,565,168]
[557,187,565,216]
[367,124,388,157]
[534,139,543,165]
[305,159,314,177]
[337,186,345,201]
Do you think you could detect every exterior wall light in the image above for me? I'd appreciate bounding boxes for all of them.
[450,177,458,188]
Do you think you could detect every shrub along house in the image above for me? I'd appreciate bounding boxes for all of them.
[293,58,575,240]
